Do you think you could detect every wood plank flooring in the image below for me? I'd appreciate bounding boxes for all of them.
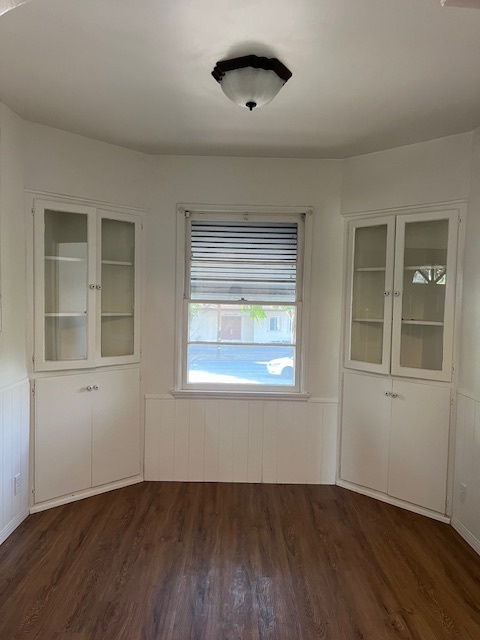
[0,482,479,639]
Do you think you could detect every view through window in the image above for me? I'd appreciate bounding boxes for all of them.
[183,214,304,389]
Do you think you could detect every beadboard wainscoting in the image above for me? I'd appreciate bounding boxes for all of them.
[144,396,337,484]
[0,379,30,545]
[452,391,480,555]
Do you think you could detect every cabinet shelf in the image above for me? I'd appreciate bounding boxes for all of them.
[354,267,386,272]
[101,260,134,266]
[352,318,384,323]
[401,320,444,326]
[45,255,86,263]
[45,312,86,317]
[404,265,446,271]
[101,312,134,317]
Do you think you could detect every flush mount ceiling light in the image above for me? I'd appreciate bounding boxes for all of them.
[212,55,292,111]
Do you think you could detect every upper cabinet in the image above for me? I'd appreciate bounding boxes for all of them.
[345,209,459,382]
[33,199,142,371]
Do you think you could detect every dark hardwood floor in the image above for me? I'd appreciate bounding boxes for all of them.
[0,482,479,639]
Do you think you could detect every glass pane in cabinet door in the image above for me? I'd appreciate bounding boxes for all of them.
[44,210,88,361]
[400,219,448,371]
[100,219,135,357]
[350,225,388,365]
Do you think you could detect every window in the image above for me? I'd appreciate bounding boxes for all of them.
[269,316,282,332]
[176,207,310,393]
[177,210,312,392]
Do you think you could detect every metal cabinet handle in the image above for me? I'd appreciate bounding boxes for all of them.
[86,385,93,391]
[385,391,391,396]
[394,291,401,297]
[89,284,95,290]
[384,291,390,296]
[391,392,398,398]
[96,284,102,290]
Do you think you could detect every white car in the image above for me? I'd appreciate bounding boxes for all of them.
[266,357,294,377]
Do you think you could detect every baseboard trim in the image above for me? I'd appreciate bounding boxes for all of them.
[336,479,451,523]
[451,517,480,556]
[30,475,144,513]
[0,508,29,545]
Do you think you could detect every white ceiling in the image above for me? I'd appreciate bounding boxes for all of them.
[1,0,480,158]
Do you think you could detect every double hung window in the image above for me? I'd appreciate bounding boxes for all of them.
[177,209,309,392]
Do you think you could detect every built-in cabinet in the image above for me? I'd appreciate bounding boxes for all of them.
[34,368,140,503]
[340,206,462,518]
[345,209,458,382]
[33,199,141,371]
[341,372,451,514]
[30,196,144,509]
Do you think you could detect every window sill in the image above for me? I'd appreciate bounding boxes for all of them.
[170,389,311,401]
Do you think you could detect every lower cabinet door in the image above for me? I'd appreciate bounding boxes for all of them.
[35,374,92,503]
[340,372,392,493]
[388,380,450,513]
[92,368,140,486]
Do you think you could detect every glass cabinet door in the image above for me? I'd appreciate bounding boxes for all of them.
[345,217,395,374]
[98,214,140,363]
[34,201,96,369]
[391,211,458,381]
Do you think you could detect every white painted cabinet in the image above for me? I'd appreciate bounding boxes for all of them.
[388,379,451,513]
[340,372,451,514]
[345,209,458,382]
[33,199,141,371]
[34,368,140,504]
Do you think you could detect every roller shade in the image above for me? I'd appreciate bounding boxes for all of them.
[189,220,298,302]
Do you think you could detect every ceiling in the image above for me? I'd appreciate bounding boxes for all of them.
[1,0,480,159]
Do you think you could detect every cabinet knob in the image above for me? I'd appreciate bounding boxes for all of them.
[384,391,391,396]
[86,385,93,391]
[394,291,401,297]
[96,284,102,290]
[384,291,390,296]
[93,384,99,390]
[89,284,95,290]
[391,392,398,398]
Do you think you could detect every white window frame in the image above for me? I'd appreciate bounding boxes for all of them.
[174,204,313,397]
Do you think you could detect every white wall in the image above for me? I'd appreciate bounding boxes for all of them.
[341,133,472,214]
[0,103,30,542]
[453,127,480,552]
[143,155,343,482]
[23,122,154,209]
[144,155,343,398]
[13,121,480,520]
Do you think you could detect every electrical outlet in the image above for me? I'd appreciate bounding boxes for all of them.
[460,483,467,504]
[14,473,21,496]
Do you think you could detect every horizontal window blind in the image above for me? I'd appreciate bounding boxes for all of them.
[190,220,298,302]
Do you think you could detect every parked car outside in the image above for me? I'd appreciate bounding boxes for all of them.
[266,356,294,378]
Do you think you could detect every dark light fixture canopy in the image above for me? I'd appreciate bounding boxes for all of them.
[212,54,292,111]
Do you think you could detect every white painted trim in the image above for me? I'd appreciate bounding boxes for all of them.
[457,388,480,403]
[0,508,29,545]
[341,199,468,219]
[178,203,313,217]
[144,393,337,403]
[144,394,173,400]
[170,390,311,401]
[451,517,480,556]
[336,479,451,523]
[0,376,30,393]
[25,189,148,215]
[30,474,143,513]
[174,205,314,396]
